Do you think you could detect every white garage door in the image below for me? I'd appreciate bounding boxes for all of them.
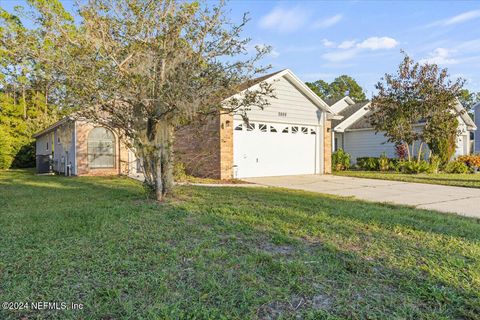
[233,120,321,178]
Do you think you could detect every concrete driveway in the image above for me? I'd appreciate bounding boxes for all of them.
[244,175,480,219]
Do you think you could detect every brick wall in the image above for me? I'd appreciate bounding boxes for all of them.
[76,121,129,176]
[174,112,233,179]
[324,120,332,174]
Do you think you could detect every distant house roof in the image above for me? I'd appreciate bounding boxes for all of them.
[332,101,370,128]
[335,98,477,132]
[324,98,343,106]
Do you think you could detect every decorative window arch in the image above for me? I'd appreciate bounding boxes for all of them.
[87,127,116,168]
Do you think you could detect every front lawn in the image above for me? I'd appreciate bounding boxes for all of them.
[335,170,480,189]
[1,170,479,319]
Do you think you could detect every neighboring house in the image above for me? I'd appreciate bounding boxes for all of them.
[329,97,477,163]
[475,102,480,153]
[34,117,133,176]
[34,69,336,179]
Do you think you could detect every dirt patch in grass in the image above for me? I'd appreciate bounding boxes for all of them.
[258,242,295,255]
[257,293,333,319]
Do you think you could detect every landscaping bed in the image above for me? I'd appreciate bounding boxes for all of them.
[334,170,480,189]
[1,170,479,319]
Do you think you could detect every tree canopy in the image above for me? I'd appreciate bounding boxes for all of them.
[2,0,273,200]
[370,53,464,164]
[306,75,367,102]
[0,5,65,169]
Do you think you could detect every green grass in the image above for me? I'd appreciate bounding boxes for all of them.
[335,170,480,189]
[1,170,479,319]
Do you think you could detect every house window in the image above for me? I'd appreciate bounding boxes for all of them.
[235,124,243,131]
[301,127,308,134]
[246,123,255,131]
[88,127,116,168]
[310,129,316,135]
[282,127,289,133]
[259,124,267,132]
[46,142,49,151]
[270,126,277,133]
[292,126,298,134]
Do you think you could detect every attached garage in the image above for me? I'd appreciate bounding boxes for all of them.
[230,69,332,179]
[173,69,335,180]
[233,120,321,178]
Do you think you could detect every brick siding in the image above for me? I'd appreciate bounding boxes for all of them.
[324,120,332,174]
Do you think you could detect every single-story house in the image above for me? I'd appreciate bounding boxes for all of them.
[475,102,480,153]
[329,97,477,162]
[34,69,336,179]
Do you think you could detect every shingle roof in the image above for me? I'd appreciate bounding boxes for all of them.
[236,69,286,93]
[324,97,344,107]
[332,101,370,128]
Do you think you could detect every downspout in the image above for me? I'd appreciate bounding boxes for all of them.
[73,121,77,175]
[322,112,326,174]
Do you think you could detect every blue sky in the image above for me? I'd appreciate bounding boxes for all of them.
[2,0,480,97]
[224,0,480,97]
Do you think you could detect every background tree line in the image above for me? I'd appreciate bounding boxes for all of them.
[0,5,68,169]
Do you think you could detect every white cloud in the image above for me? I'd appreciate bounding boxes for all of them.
[427,10,480,28]
[259,7,308,33]
[313,14,343,29]
[420,48,459,65]
[356,37,399,50]
[322,39,336,48]
[338,40,356,49]
[441,10,480,26]
[270,49,280,58]
[321,36,399,62]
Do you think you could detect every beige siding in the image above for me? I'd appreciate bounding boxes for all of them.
[344,130,432,163]
[344,130,397,163]
[35,133,52,156]
[237,76,323,125]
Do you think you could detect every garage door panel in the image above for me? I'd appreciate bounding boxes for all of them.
[233,121,319,178]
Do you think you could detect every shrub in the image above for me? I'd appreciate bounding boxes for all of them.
[332,149,351,171]
[444,160,469,174]
[397,160,432,174]
[378,153,389,171]
[458,154,480,168]
[429,154,441,174]
[428,133,457,168]
[173,162,188,181]
[394,143,408,160]
[357,157,379,171]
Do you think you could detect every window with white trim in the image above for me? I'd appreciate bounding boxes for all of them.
[88,127,116,168]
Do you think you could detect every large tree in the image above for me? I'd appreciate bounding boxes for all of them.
[370,53,464,163]
[306,75,366,102]
[0,6,63,169]
[13,0,273,200]
[458,88,480,113]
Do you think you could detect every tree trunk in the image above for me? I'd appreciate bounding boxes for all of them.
[137,119,175,202]
[22,85,26,119]
[405,142,411,162]
[155,154,163,201]
[417,142,424,162]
